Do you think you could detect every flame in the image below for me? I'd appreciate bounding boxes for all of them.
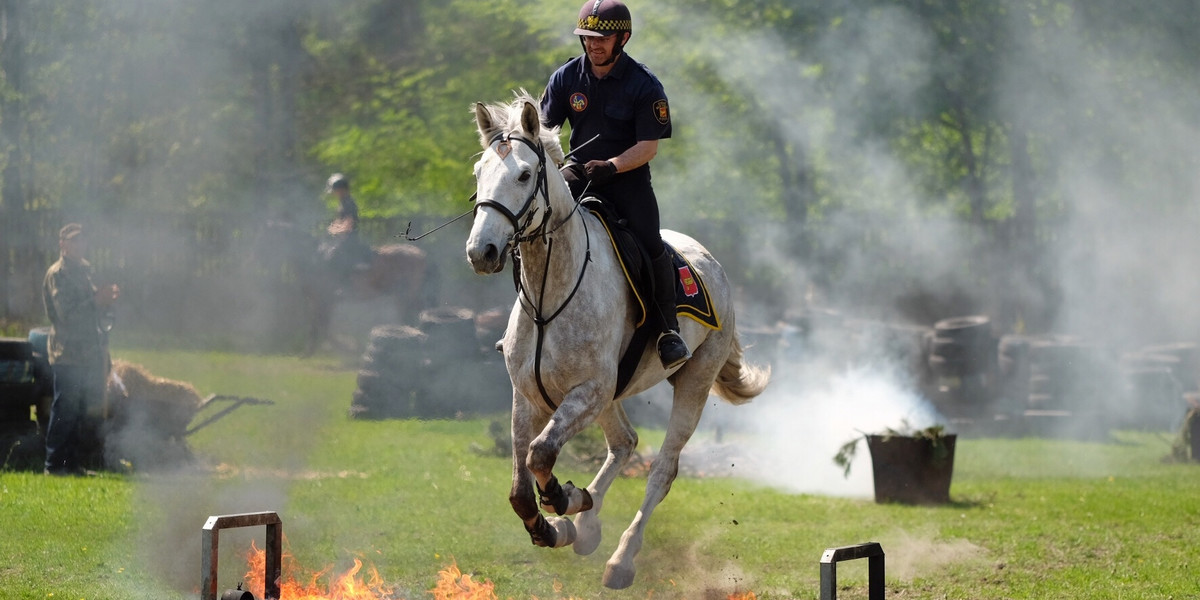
[426,562,497,600]
[243,540,395,599]
[239,540,753,600]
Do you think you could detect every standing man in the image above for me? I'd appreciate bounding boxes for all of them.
[42,223,118,475]
[539,0,690,369]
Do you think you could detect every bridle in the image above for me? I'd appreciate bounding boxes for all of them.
[473,131,553,244]
[474,129,592,411]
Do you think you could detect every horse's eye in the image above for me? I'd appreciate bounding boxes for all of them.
[518,170,532,183]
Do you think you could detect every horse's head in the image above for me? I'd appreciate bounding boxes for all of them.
[465,91,566,275]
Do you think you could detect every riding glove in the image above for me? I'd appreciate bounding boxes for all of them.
[584,160,617,185]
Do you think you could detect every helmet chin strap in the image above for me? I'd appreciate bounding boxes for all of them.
[593,49,621,67]
[577,36,626,68]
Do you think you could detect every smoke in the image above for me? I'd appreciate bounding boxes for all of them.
[682,326,946,498]
[996,10,1200,349]
[648,1,1200,344]
[641,1,1199,486]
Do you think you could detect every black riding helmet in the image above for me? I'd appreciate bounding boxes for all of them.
[573,0,632,61]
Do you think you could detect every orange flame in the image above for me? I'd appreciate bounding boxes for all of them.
[243,540,394,599]
[426,562,497,600]
[240,540,754,600]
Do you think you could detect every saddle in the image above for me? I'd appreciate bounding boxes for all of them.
[583,197,721,397]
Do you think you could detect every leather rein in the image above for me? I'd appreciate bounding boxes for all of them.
[474,131,592,411]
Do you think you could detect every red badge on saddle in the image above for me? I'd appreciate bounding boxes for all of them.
[678,265,698,297]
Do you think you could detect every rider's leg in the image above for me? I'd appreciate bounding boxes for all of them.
[599,169,690,370]
[650,245,690,369]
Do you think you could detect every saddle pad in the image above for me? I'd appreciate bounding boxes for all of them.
[589,206,721,331]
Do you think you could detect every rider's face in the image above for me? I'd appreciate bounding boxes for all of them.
[583,33,623,65]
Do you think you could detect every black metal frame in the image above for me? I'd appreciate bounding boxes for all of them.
[819,542,885,600]
[201,511,282,600]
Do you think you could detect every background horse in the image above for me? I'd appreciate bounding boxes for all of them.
[255,219,428,354]
[465,93,771,589]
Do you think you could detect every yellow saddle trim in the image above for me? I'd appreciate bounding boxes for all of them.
[590,209,721,331]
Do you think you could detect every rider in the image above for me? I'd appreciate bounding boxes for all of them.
[322,173,373,288]
[539,0,690,370]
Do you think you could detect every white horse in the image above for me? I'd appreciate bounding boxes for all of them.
[465,92,771,590]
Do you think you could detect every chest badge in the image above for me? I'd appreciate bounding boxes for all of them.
[570,92,588,112]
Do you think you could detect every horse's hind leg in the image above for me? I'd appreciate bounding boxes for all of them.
[603,367,714,589]
[572,401,638,556]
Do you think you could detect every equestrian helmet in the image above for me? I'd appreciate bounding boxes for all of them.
[326,173,349,192]
[573,0,632,37]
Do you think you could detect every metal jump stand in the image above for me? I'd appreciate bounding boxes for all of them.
[820,542,885,600]
[201,511,282,600]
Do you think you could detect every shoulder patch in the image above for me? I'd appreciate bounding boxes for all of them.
[652,99,669,125]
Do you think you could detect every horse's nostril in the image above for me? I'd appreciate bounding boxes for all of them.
[485,244,499,263]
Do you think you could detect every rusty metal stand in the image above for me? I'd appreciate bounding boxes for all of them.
[820,542,885,600]
[201,511,282,600]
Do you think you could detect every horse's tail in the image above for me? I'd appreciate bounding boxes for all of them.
[710,332,771,405]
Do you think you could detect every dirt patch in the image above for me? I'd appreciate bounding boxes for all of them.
[879,530,987,581]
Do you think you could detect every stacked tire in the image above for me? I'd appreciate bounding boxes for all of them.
[926,316,996,416]
[0,336,46,470]
[351,325,429,419]
[1118,342,1196,430]
[413,307,505,418]
[0,338,40,429]
[1024,338,1118,414]
[350,308,512,420]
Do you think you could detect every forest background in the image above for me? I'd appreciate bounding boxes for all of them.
[1,0,1198,353]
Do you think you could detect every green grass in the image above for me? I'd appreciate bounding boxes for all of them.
[2,348,1200,599]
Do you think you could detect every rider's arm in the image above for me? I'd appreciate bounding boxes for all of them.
[609,139,658,173]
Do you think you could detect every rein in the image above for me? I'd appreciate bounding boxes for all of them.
[477,131,592,411]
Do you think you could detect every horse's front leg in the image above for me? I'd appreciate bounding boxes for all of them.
[510,391,576,548]
[526,384,609,537]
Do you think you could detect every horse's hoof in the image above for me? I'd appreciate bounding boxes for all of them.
[578,486,594,512]
[550,481,593,516]
[572,515,602,556]
[602,561,635,589]
[547,516,577,548]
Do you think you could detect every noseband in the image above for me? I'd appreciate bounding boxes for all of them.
[473,131,551,244]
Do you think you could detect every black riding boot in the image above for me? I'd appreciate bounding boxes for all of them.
[651,249,691,369]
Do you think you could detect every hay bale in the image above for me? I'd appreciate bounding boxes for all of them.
[106,359,205,439]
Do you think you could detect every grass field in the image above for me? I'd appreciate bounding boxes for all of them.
[2,347,1199,599]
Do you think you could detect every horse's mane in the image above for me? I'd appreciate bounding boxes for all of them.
[474,89,566,165]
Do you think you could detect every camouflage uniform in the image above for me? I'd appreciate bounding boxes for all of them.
[42,232,110,474]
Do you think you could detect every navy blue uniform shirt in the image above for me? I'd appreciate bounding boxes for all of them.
[540,52,671,166]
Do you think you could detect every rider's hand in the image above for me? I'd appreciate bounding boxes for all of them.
[584,160,617,186]
[95,284,120,307]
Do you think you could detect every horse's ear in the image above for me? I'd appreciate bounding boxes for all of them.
[474,102,494,144]
[520,102,540,138]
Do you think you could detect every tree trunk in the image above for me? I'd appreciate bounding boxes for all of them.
[1,0,25,318]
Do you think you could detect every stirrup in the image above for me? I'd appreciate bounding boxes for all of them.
[656,331,691,370]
